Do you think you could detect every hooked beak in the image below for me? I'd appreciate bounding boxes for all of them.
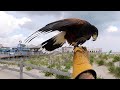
[92,34,98,41]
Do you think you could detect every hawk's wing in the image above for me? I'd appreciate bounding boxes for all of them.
[25,18,88,43]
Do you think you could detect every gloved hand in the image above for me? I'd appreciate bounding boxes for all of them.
[72,46,96,79]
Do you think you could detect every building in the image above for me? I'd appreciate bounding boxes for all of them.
[0,41,103,56]
[26,44,46,55]
[0,47,11,54]
[62,46,73,53]
[87,47,102,53]
[10,43,30,56]
[58,46,102,53]
[0,44,3,48]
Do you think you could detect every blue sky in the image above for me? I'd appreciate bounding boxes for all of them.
[0,11,120,52]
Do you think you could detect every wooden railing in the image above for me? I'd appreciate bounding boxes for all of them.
[0,59,71,79]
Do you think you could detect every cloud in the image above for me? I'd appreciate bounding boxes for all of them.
[106,26,118,32]
[82,34,120,52]
[1,11,120,52]
[0,11,32,47]
[0,11,67,47]
[0,34,26,47]
[18,11,120,52]
[63,11,120,34]
[59,12,68,19]
[14,11,68,31]
[0,11,31,37]
[17,17,31,26]
[17,11,63,17]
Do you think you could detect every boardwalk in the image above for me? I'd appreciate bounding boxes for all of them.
[0,54,28,59]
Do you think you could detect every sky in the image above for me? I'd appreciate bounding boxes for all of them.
[0,11,120,52]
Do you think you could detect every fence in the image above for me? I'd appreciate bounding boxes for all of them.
[0,58,71,79]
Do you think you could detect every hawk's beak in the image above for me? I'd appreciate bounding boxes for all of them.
[92,34,97,41]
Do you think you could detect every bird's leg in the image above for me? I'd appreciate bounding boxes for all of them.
[70,41,78,49]
[74,44,79,49]
[71,42,76,46]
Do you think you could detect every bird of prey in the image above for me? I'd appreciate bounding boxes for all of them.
[25,18,98,51]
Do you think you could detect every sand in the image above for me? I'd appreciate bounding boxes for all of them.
[93,64,116,79]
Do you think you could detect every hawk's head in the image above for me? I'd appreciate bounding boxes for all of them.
[91,25,98,41]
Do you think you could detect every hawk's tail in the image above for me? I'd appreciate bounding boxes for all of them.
[41,31,66,51]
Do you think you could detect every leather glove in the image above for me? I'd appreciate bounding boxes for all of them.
[72,46,96,79]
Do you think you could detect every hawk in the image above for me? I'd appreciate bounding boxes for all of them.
[25,18,98,51]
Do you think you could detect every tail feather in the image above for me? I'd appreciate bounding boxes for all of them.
[41,31,66,51]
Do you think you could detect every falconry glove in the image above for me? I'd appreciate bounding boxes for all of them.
[72,46,97,79]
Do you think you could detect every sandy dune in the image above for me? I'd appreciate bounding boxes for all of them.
[93,64,116,79]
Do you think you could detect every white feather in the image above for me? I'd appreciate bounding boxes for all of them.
[53,31,66,45]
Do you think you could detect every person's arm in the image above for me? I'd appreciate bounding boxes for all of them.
[78,71,95,79]
[72,46,97,79]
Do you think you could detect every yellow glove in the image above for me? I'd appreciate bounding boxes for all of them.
[72,46,96,79]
